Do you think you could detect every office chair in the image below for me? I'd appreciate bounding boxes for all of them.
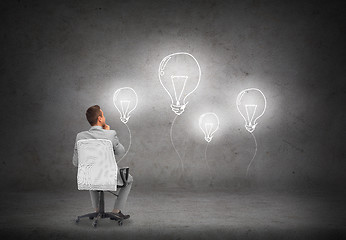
[74,139,130,227]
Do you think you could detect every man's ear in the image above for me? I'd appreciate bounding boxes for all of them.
[97,115,102,122]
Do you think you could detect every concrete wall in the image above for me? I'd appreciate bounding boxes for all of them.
[1,0,345,191]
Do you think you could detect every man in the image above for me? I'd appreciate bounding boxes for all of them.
[73,105,133,219]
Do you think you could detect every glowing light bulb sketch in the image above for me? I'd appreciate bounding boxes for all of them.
[236,88,267,176]
[236,88,266,133]
[158,52,201,115]
[113,87,138,163]
[199,112,220,143]
[199,112,219,183]
[158,52,201,172]
[113,87,138,124]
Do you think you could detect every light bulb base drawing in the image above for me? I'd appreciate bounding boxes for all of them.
[245,123,258,133]
[204,136,212,142]
[120,116,130,124]
[170,103,186,115]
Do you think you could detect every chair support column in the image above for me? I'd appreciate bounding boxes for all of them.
[99,191,105,213]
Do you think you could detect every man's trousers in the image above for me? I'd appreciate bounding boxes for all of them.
[89,174,133,211]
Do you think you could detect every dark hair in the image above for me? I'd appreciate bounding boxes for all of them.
[86,105,102,126]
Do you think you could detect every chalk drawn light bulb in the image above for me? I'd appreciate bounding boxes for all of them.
[158,52,201,115]
[113,87,138,124]
[199,112,219,142]
[236,88,266,133]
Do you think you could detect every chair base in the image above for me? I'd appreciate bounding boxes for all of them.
[75,211,124,227]
[75,191,124,227]
[75,169,130,228]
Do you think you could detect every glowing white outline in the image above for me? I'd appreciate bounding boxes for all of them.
[204,141,213,184]
[117,122,131,164]
[246,132,257,177]
[199,112,220,143]
[113,87,138,124]
[158,52,201,115]
[236,88,267,133]
[170,114,184,171]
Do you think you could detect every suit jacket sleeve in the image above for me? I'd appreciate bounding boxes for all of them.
[112,130,125,157]
[72,135,79,167]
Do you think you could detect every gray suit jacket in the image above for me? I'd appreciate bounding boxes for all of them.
[72,126,125,167]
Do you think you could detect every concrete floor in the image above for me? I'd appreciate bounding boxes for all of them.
[1,188,345,240]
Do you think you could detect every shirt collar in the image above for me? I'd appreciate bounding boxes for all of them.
[89,126,103,130]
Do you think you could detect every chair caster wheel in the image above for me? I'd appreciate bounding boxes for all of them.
[118,220,123,226]
[89,216,94,220]
[75,217,80,223]
[92,222,97,228]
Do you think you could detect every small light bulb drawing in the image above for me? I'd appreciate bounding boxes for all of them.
[236,88,267,176]
[113,87,138,124]
[199,112,220,143]
[236,88,267,133]
[112,87,138,163]
[158,52,201,115]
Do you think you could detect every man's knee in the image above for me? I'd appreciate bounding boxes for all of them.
[127,174,133,184]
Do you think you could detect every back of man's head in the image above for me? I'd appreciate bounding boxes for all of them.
[86,105,101,126]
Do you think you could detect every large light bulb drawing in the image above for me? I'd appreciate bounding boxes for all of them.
[113,87,138,163]
[199,112,219,184]
[236,88,267,176]
[158,52,201,115]
[158,52,201,172]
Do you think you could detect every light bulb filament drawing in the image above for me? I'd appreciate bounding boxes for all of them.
[171,75,188,106]
[204,123,213,141]
[245,104,258,131]
[120,100,131,122]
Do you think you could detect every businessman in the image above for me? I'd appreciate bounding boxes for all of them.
[73,105,133,219]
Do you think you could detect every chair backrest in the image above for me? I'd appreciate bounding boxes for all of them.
[77,139,118,191]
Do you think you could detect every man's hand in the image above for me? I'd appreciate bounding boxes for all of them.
[103,124,110,130]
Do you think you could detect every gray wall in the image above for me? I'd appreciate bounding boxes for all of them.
[1,0,345,192]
